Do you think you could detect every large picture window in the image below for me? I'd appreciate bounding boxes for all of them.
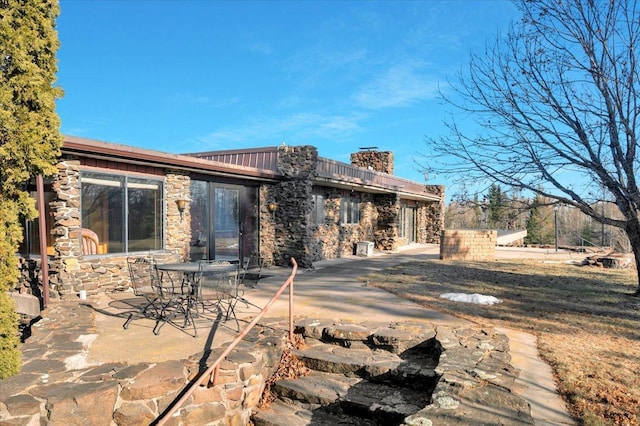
[81,172,163,254]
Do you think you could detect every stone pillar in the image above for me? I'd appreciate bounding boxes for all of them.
[166,173,191,261]
[259,185,276,266]
[50,160,82,296]
[424,185,445,244]
[350,150,394,174]
[374,194,400,250]
[272,145,317,268]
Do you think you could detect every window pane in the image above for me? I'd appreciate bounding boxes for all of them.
[340,197,359,224]
[81,173,124,254]
[311,191,325,225]
[19,182,55,255]
[189,180,209,260]
[240,186,259,259]
[214,187,239,257]
[127,178,163,251]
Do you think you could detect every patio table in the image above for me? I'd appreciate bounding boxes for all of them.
[155,261,238,276]
[155,261,239,314]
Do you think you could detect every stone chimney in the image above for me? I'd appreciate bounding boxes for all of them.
[350,149,394,175]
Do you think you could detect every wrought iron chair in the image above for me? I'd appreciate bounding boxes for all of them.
[196,260,241,329]
[239,251,264,288]
[123,257,196,337]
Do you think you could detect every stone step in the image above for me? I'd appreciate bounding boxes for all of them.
[273,371,362,407]
[252,400,378,426]
[293,340,439,389]
[337,379,432,425]
[295,319,437,354]
[293,345,386,376]
[264,371,432,426]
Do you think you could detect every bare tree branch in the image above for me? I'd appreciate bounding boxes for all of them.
[421,0,640,292]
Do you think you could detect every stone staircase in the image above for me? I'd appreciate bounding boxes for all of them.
[252,319,535,426]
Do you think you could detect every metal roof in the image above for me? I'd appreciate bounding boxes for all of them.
[63,136,442,201]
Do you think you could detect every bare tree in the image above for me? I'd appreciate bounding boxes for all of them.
[424,0,640,294]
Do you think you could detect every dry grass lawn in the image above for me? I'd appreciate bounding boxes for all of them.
[365,259,640,426]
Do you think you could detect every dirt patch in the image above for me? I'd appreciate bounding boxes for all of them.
[365,259,640,425]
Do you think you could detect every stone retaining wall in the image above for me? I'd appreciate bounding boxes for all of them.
[440,229,497,261]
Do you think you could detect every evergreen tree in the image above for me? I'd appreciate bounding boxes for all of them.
[0,0,63,378]
[487,184,507,229]
[524,197,544,245]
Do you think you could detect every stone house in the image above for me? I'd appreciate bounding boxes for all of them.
[18,135,444,298]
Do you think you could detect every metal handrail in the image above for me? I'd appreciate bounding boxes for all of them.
[579,237,606,252]
[154,257,298,425]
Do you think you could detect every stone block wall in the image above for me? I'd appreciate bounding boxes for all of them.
[259,185,277,266]
[308,190,340,260]
[440,229,497,261]
[49,160,83,295]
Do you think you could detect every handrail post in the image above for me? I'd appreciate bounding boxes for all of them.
[212,364,220,386]
[289,272,294,342]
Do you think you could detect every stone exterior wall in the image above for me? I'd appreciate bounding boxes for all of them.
[19,147,445,298]
[440,229,497,261]
[259,185,277,267]
[272,145,317,268]
[375,194,400,250]
[350,150,394,174]
[422,185,445,244]
[165,172,192,260]
[305,189,378,261]
[308,189,339,260]
[49,160,83,295]
[42,162,191,297]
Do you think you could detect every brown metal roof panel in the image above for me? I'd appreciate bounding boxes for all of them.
[62,135,280,180]
[192,150,278,172]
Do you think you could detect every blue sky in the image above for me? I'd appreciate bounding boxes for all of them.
[56,0,519,194]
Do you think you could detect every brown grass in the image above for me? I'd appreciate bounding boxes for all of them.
[365,259,640,426]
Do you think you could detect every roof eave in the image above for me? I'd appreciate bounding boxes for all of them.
[62,135,280,182]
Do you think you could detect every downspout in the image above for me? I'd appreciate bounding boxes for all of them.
[36,175,49,307]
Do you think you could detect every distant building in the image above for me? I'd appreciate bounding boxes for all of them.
[17,136,444,297]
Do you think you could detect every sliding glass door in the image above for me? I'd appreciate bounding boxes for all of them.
[189,180,258,261]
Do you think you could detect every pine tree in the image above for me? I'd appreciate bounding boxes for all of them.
[0,0,63,379]
[524,199,544,245]
[487,184,507,229]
